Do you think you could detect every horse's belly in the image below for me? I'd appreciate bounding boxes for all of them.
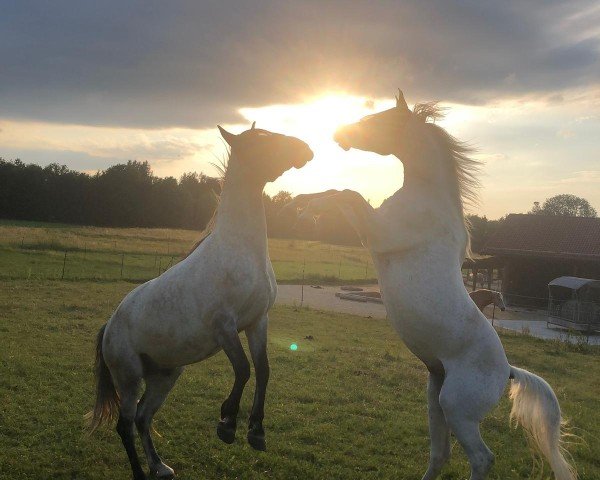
[129,279,272,366]
[375,259,480,361]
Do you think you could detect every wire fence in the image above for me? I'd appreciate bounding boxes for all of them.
[0,241,377,284]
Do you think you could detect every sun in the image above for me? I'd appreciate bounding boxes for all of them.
[237,93,402,206]
[239,92,375,146]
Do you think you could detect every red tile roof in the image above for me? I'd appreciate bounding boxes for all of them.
[482,214,600,260]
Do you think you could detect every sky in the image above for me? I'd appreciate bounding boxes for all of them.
[1,0,598,219]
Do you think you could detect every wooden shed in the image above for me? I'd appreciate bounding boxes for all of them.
[547,276,600,332]
[482,214,600,306]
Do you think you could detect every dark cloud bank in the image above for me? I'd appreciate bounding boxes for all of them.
[1,0,598,128]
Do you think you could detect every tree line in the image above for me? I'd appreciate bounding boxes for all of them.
[0,158,361,245]
[0,159,220,230]
[1,158,595,251]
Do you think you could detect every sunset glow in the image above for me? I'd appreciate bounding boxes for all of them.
[237,94,403,205]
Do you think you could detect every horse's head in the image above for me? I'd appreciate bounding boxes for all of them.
[218,123,313,183]
[334,90,414,156]
[494,291,506,311]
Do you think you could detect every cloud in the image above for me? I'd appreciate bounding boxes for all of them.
[1,0,598,128]
[557,128,576,139]
[558,170,600,184]
[88,138,210,162]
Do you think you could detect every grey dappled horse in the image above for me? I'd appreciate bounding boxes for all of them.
[87,124,313,479]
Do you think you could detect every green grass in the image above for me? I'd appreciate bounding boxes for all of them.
[0,220,377,284]
[0,279,598,479]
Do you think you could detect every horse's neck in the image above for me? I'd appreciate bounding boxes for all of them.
[376,144,468,261]
[403,144,460,208]
[213,156,267,253]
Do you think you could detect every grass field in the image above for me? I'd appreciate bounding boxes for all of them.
[0,220,377,284]
[1,279,599,479]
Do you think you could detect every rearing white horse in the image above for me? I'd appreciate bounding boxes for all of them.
[87,124,313,480]
[288,91,575,480]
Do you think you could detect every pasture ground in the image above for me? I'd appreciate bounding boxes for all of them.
[1,279,599,480]
[0,220,377,284]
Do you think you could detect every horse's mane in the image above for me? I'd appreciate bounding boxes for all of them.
[413,102,481,259]
[182,152,228,259]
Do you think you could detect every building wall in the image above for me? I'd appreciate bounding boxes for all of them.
[501,257,600,307]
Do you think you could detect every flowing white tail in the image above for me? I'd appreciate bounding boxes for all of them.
[509,366,577,480]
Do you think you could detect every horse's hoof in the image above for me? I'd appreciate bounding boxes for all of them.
[217,422,236,444]
[151,463,175,479]
[247,432,266,451]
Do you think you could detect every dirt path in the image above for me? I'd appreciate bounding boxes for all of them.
[276,284,386,318]
[276,284,600,345]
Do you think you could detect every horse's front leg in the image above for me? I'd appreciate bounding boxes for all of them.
[297,189,376,245]
[245,315,270,451]
[215,314,251,444]
[281,189,341,214]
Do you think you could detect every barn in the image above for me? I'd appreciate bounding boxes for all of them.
[482,214,600,306]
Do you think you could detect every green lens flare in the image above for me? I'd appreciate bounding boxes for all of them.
[290,343,298,351]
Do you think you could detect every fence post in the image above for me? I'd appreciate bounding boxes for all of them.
[20,236,24,248]
[365,259,369,280]
[61,251,67,279]
[338,259,342,279]
[120,253,125,279]
[301,258,305,306]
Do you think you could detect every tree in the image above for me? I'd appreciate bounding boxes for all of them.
[0,158,221,229]
[528,194,597,217]
[466,214,506,254]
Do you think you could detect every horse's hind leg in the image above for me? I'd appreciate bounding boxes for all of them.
[136,366,183,479]
[422,371,451,480]
[112,360,146,480]
[443,418,493,480]
[439,368,506,480]
[215,314,251,444]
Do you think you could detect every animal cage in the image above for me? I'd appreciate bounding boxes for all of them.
[547,276,600,333]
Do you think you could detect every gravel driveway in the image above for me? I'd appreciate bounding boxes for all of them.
[276,284,600,345]
[276,284,386,318]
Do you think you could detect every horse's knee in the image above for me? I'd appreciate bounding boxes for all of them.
[422,450,451,480]
[238,359,251,385]
[116,414,135,438]
[471,449,494,478]
[134,410,149,434]
[431,451,450,468]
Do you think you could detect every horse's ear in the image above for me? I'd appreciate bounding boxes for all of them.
[217,125,237,146]
[251,121,256,130]
[395,89,409,111]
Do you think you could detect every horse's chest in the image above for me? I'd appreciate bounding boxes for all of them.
[229,266,275,328]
